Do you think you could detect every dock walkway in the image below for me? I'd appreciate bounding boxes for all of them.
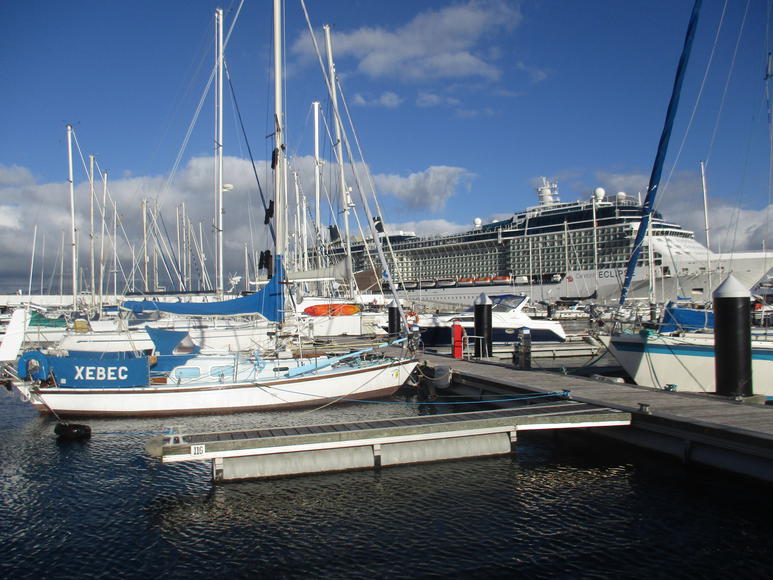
[150,397,629,481]
[416,350,773,481]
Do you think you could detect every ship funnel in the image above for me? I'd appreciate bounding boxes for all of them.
[537,177,558,205]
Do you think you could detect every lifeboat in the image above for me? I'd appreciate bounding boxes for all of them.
[303,303,362,316]
[401,280,419,290]
[457,278,475,286]
[436,278,457,288]
[474,277,492,285]
[492,275,511,284]
[419,280,437,289]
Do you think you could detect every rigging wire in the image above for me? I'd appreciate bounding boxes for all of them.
[656,0,729,212]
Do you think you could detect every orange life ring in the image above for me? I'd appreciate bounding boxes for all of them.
[406,311,420,325]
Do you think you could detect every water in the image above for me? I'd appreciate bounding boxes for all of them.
[2,390,772,579]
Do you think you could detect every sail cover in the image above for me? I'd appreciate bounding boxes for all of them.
[122,257,286,322]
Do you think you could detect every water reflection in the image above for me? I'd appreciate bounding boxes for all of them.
[3,389,773,578]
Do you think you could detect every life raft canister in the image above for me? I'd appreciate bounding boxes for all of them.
[17,350,51,381]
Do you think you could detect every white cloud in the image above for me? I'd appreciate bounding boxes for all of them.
[416,92,461,108]
[0,205,21,230]
[0,164,36,187]
[594,170,648,197]
[0,159,476,292]
[292,0,521,83]
[515,61,548,84]
[352,92,404,108]
[373,166,475,212]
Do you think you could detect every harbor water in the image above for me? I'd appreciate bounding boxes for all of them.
[2,389,772,579]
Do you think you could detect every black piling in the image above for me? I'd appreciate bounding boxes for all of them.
[713,275,752,397]
[387,300,400,336]
[474,293,493,358]
[512,327,532,369]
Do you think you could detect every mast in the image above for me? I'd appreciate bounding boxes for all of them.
[292,171,301,270]
[244,244,249,292]
[89,154,95,305]
[59,232,64,297]
[112,200,118,297]
[176,204,181,286]
[273,0,285,260]
[153,199,159,292]
[619,0,701,306]
[39,232,45,295]
[301,192,309,271]
[99,171,108,305]
[324,24,354,298]
[700,160,712,300]
[66,124,78,309]
[647,218,655,307]
[313,100,321,269]
[215,7,225,296]
[28,225,37,298]
[142,198,149,292]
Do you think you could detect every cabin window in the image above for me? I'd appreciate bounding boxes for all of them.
[210,365,234,378]
[173,367,201,379]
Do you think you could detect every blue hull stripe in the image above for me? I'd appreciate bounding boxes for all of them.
[611,339,773,361]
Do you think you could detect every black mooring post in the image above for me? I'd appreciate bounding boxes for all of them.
[387,300,400,336]
[514,327,532,369]
[713,275,752,397]
[474,293,493,358]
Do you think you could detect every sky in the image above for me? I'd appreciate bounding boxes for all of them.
[1,0,772,293]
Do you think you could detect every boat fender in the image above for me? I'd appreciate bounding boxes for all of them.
[54,422,92,441]
[17,351,50,381]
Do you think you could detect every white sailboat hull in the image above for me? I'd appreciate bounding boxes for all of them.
[17,359,418,417]
[601,333,773,397]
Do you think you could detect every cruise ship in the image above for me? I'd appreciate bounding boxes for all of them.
[329,178,773,307]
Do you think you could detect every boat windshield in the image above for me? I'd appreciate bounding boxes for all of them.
[462,294,527,313]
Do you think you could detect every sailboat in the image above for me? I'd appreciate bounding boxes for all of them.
[11,324,416,417]
[4,1,418,417]
[601,0,773,399]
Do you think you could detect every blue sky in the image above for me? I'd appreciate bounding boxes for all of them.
[1,0,771,292]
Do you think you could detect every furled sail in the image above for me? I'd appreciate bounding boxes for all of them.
[122,257,286,321]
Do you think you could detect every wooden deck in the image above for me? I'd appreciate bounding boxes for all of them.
[417,351,773,434]
[415,350,773,481]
